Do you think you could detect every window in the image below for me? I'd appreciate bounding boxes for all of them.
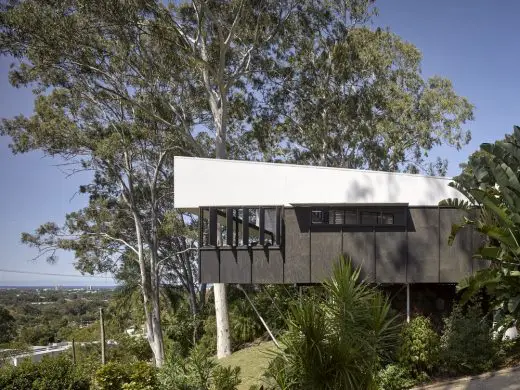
[311,208,357,225]
[345,210,358,224]
[381,213,394,225]
[311,207,400,226]
[329,209,345,224]
[311,210,324,224]
[360,211,379,225]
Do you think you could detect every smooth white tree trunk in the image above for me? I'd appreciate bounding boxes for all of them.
[213,96,232,359]
[214,283,231,358]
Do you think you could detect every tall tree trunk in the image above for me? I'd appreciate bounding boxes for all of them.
[214,97,232,358]
[134,215,165,367]
[200,28,232,358]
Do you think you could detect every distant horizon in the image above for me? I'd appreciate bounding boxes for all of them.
[0,284,117,289]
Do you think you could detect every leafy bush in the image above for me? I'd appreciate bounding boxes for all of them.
[230,299,263,347]
[110,334,153,362]
[94,361,158,390]
[0,355,89,390]
[377,364,419,390]
[264,258,400,390]
[159,345,241,390]
[440,304,498,375]
[94,362,129,390]
[398,316,440,376]
[211,365,242,390]
[198,315,217,354]
[122,361,158,390]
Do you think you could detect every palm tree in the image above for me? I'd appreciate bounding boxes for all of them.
[264,257,400,390]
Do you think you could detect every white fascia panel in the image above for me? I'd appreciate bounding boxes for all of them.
[173,157,465,208]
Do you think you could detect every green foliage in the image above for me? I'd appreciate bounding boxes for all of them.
[158,345,241,390]
[0,355,89,390]
[262,25,474,174]
[111,335,154,363]
[439,304,498,375]
[94,362,129,390]
[230,298,263,347]
[94,361,158,390]
[376,364,418,390]
[211,365,242,390]
[441,126,520,326]
[198,315,217,355]
[264,257,400,390]
[398,316,440,376]
[0,306,16,344]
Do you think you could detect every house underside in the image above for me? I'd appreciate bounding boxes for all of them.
[174,157,487,312]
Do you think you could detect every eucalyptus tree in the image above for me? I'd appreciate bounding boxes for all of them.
[0,0,205,366]
[253,26,474,174]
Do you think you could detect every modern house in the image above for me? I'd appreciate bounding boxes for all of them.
[174,157,485,295]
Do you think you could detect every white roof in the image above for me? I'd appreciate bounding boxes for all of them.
[173,157,464,208]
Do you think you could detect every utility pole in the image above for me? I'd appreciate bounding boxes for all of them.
[99,308,106,365]
[72,338,76,364]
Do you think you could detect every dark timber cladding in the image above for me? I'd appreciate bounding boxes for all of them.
[199,206,478,284]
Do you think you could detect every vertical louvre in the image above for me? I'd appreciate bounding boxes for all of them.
[209,207,217,246]
[199,207,204,246]
[226,208,234,246]
[242,207,249,246]
[275,206,282,245]
[330,209,344,224]
[259,207,265,245]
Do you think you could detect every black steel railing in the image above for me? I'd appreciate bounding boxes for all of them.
[199,206,283,248]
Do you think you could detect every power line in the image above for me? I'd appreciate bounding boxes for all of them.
[0,268,112,279]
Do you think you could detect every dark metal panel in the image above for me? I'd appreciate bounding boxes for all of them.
[200,250,219,283]
[252,249,284,284]
[220,249,251,284]
[439,208,472,282]
[343,227,375,281]
[407,208,439,283]
[376,229,406,283]
[310,230,342,283]
[284,208,310,283]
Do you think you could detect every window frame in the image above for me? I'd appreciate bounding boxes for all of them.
[309,206,406,227]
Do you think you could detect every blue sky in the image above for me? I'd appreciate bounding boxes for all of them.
[0,0,518,285]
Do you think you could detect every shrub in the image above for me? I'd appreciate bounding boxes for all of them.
[377,364,419,390]
[122,361,158,390]
[94,361,157,390]
[198,315,217,354]
[440,304,498,375]
[159,345,241,390]
[230,299,262,347]
[398,316,440,376]
[110,334,153,362]
[211,365,242,390]
[0,355,89,390]
[264,258,400,390]
[94,362,129,390]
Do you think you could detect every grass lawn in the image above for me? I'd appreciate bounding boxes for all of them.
[219,341,276,390]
